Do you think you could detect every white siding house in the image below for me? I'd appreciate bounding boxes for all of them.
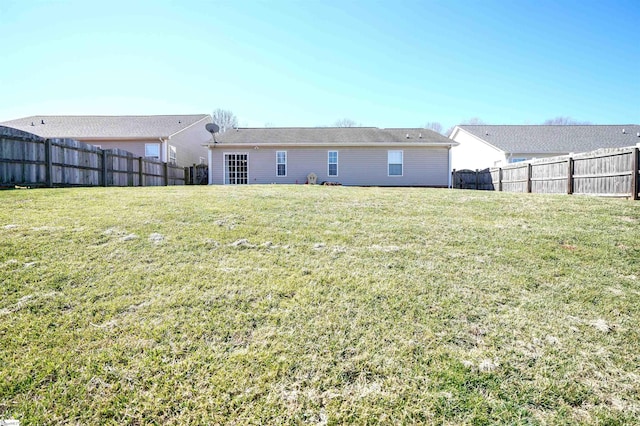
[449,124,640,170]
[207,127,456,187]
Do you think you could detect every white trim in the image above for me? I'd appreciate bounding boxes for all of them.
[387,150,403,177]
[167,115,211,139]
[161,139,168,162]
[223,152,249,184]
[207,149,213,184]
[276,150,287,177]
[328,150,338,177]
[448,147,452,188]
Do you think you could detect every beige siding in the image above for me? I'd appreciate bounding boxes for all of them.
[73,117,212,167]
[210,146,449,186]
[168,116,212,167]
[75,140,158,159]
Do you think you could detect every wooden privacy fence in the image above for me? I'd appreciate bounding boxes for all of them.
[451,169,494,190]
[453,145,640,199]
[0,126,186,188]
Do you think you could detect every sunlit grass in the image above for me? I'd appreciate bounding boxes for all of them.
[1,186,639,424]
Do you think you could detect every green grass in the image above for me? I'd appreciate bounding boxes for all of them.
[1,185,639,424]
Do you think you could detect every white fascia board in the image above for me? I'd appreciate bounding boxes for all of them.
[168,115,211,139]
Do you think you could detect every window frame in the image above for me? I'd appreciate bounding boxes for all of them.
[168,145,177,164]
[276,150,287,177]
[387,150,403,177]
[328,150,338,177]
[145,143,160,159]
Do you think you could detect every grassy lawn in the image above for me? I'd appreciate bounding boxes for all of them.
[1,185,639,424]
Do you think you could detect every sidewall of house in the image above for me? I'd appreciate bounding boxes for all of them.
[450,131,504,170]
[209,146,449,186]
[168,117,213,167]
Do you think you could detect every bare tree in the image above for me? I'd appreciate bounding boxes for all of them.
[212,108,238,133]
[462,117,486,125]
[424,122,443,134]
[445,118,487,137]
[542,116,591,125]
[334,118,358,127]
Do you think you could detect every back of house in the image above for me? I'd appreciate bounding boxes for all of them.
[0,114,213,167]
[206,127,457,187]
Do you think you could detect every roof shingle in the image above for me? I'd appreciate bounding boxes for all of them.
[0,115,210,139]
[214,127,453,145]
[457,125,640,154]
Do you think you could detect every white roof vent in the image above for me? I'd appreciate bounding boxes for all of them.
[406,133,410,139]
[622,129,626,134]
[419,133,422,138]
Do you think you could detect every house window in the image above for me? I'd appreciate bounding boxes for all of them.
[169,145,177,164]
[145,143,160,159]
[328,151,338,176]
[276,151,287,177]
[388,150,403,176]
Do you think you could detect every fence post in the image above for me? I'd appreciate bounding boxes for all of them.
[164,162,169,186]
[44,139,53,188]
[138,157,144,186]
[451,169,456,189]
[526,163,532,193]
[127,154,134,186]
[101,149,108,187]
[567,157,574,195]
[184,167,190,185]
[475,169,479,190]
[632,147,639,200]
[498,168,502,192]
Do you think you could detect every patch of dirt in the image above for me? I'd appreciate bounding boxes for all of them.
[149,233,164,244]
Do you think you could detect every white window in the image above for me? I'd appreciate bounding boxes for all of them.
[276,151,287,177]
[169,145,177,164]
[388,150,403,176]
[328,151,338,177]
[145,143,160,159]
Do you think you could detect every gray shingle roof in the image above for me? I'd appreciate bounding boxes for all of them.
[214,127,454,145]
[0,114,210,139]
[457,125,640,154]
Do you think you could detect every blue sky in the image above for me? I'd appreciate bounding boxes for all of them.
[1,0,638,130]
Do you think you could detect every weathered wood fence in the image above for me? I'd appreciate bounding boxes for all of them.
[453,145,640,199]
[451,169,494,190]
[0,126,186,188]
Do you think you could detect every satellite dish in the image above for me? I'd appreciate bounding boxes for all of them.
[206,123,220,134]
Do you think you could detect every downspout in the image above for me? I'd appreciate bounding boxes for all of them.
[159,138,168,162]
[208,144,214,184]
[448,146,453,188]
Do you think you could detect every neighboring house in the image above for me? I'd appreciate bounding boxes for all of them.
[0,114,213,167]
[206,127,457,186]
[449,125,640,170]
